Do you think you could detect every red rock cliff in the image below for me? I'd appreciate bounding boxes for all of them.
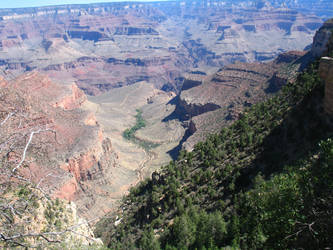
[0,72,119,219]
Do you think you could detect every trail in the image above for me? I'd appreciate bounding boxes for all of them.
[134,147,157,186]
[119,83,145,108]
[128,131,159,186]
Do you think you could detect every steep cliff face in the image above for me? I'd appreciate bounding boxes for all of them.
[319,57,333,114]
[312,19,333,114]
[311,19,333,58]
[0,72,119,219]
[175,96,221,121]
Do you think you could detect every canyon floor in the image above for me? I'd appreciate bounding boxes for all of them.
[88,82,185,191]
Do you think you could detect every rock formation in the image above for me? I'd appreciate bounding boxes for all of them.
[0,1,327,94]
[0,72,119,219]
[311,19,333,58]
[313,18,333,114]
[320,57,333,114]
[168,51,309,150]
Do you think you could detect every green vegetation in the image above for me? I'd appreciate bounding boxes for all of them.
[133,138,160,151]
[123,109,146,140]
[123,109,159,150]
[95,58,333,249]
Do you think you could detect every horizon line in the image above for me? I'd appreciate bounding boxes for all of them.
[0,0,176,9]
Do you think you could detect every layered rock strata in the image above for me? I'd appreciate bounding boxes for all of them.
[0,1,326,94]
[170,51,309,150]
[0,72,119,219]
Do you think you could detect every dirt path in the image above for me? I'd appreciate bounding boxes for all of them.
[119,83,145,108]
[133,148,157,186]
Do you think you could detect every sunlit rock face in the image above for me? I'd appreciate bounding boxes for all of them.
[0,0,329,94]
[311,20,333,58]
[320,57,333,114]
[0,72,119,219]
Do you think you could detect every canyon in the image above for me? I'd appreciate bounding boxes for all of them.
[0,0,326,93]
[1,0,333,227]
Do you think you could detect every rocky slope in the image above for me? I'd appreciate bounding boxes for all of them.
[166,50,309,151]
[0,72,120,219]
[0,187,102,248]
[0,0,328,94]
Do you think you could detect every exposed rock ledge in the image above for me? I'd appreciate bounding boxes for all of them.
[175,97,221,120]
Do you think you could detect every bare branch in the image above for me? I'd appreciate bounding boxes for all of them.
[12,128,50,173]
[0,112,15,127]
[12,173,50,197]
[0,215,101,246]
[18,118,22,129]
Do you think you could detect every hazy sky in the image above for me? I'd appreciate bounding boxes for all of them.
[0,0,165,9]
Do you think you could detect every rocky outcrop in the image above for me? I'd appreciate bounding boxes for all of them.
[181,74,204,91]
[275,51,306,64]
[54,84,87,110]
[319,57,333,114]
[311,19,333,58]
[0,186,102,248]
[176,97,221,120]
[67,30,105,42]
[313,19,333,114]
[55,136,119,218]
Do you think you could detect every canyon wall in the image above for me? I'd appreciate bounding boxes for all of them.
[169,51,309,150]
[0,1,327,94]
[311,19,333,58]
[0,72,120,219]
